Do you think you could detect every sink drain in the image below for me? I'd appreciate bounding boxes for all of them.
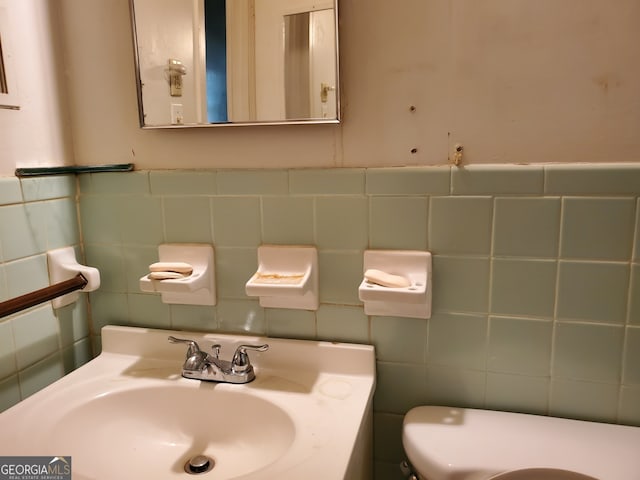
[184,455,215,475]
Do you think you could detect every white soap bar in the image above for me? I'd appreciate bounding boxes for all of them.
[149,262,193,274]
[364,269,411,288]
[148,271,188,280]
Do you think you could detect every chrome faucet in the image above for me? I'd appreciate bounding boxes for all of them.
[168,336,269,384]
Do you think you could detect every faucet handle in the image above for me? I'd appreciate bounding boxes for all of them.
[168,336,202,357]
[168,336,211,371]
[231,344,269,373]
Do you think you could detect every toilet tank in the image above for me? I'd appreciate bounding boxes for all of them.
[402,406,640,480]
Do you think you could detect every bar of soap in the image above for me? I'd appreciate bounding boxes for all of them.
[148,271,188,280]
[149,262,193,274]
[364,269,411,288]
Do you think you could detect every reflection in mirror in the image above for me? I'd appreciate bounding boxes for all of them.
[285,10,336,120]
[130,0,340,128]
[0,39,7,94]
[0,3,19,110]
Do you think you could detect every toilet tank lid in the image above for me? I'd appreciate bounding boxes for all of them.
[402,406,640,480]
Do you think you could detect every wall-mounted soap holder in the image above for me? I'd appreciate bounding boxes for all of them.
[358,250,432,319]
[139,244,216,305]
[47,246,101,309]
[245,245,318,310]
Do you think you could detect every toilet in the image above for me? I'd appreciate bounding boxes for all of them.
[402,406,640,480]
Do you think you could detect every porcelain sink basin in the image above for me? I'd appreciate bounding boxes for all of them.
[0,326,376,480]
[46,387,295,479]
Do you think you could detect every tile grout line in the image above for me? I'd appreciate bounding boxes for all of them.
[483,195,498,407]
[548,194,566,415]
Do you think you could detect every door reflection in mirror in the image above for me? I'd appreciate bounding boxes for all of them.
[0,4,20,110]
[0,39,7,95]
[285,9,336,120]
[204,0,228,122]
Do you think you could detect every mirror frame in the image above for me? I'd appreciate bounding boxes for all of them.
[128,0,341,129]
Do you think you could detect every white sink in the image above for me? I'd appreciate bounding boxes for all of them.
[44,387,294,478]
[0,326,376,480]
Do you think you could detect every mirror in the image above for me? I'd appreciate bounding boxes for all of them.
[129,0,340,128]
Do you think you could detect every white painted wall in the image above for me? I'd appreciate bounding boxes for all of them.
[0,0,74,176]
[17,0,640,171]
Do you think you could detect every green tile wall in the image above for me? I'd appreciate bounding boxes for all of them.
[73,164,640,479]
[0,176,92,412]
[1,164,639,480]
